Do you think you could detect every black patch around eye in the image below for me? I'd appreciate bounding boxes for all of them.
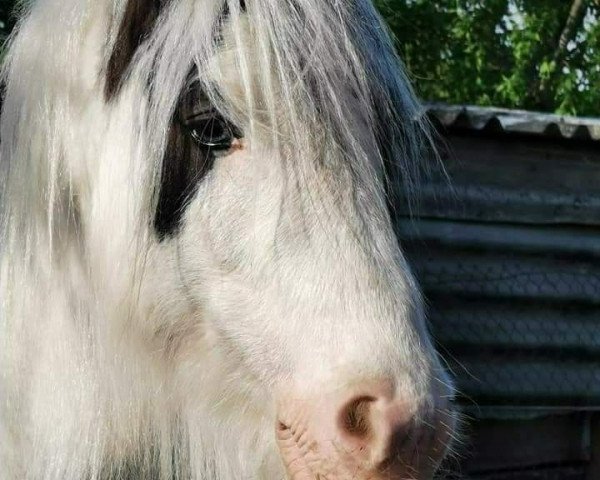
[154,118,217,239]
[154,77,244,240]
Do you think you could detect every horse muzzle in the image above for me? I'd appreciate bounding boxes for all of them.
[276,379,455,480]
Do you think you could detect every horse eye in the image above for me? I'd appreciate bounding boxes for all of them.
[187,113,240,151]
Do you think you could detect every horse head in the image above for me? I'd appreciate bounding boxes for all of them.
[0,1,456,478]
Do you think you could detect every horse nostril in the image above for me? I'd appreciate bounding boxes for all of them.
[339,395,376,439]
[332,386,440,472]
[334,387,420,465]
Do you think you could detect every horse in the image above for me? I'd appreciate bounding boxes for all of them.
[0,0,456,478]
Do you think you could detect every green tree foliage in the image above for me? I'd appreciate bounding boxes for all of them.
[0,1,597,115]
[375,0,600,116]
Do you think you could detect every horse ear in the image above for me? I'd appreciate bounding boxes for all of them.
[105,0,166,100]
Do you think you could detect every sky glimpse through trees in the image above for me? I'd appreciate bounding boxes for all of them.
[1,0,599,116]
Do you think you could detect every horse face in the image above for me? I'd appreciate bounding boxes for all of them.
[22,0,453,480]
[103,1,455,478]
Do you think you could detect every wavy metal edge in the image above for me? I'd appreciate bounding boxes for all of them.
[425,103,600,141]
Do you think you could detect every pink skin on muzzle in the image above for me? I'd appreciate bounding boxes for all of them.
[276,380,454,480]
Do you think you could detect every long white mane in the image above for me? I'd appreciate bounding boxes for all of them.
[0,1,440,478]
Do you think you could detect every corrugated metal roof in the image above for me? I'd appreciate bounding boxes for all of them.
[426,103,600,141]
